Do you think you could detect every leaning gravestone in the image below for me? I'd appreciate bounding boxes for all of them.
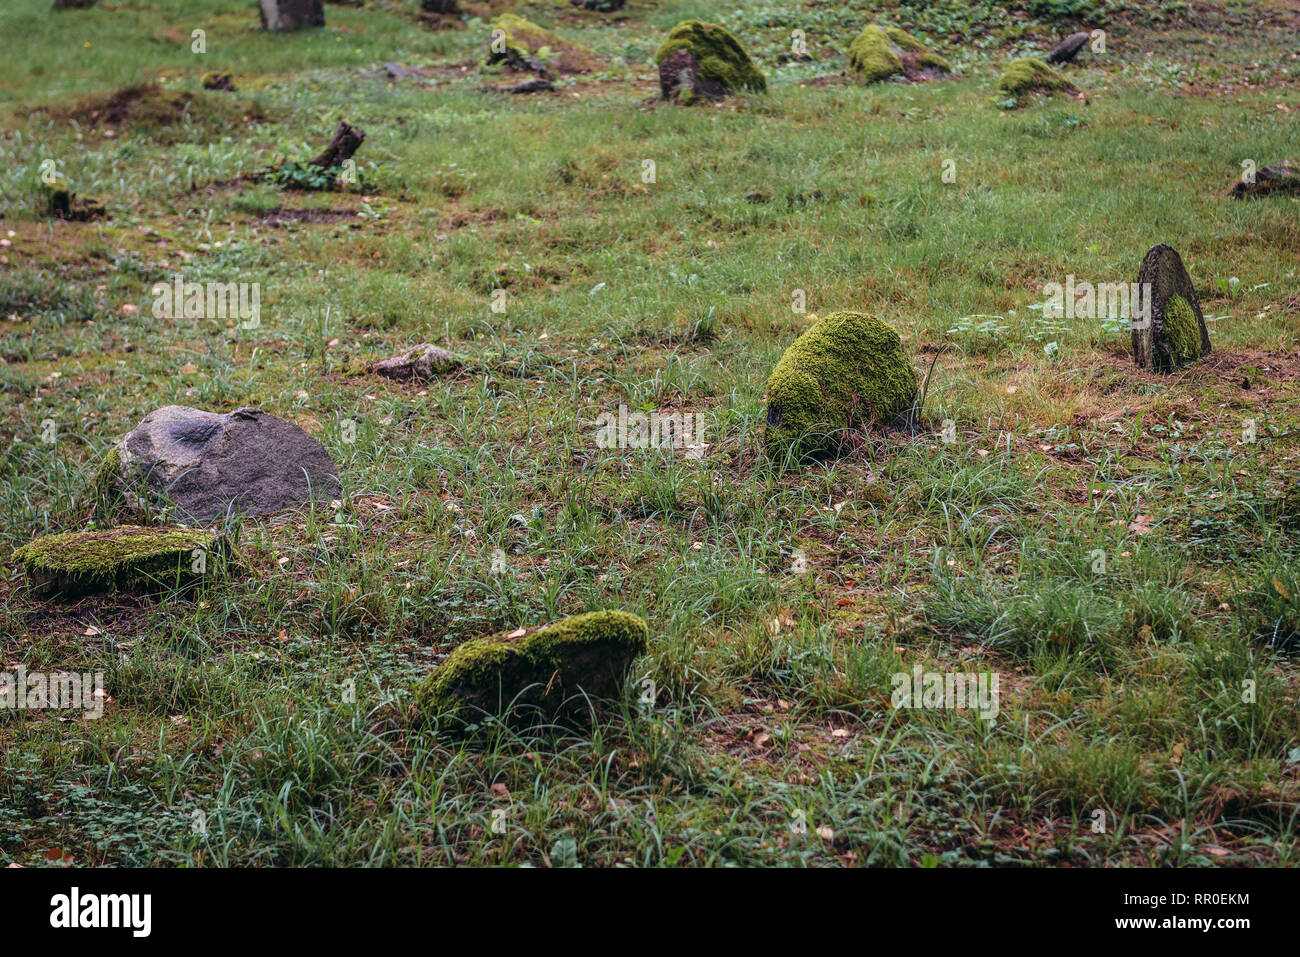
[259,0,324,31]
[97,406,341,523]
[1133,244,1211,372]
[1046,32,1090,65]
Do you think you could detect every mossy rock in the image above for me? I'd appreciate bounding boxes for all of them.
[12,526,229,598]
[485,13,603,75]
[997,57,1076,101]
[1133,243,1211,373]
[1231,159,1300,199]
[654,20,766,102]
[763,311,918,461]
[848,25,951,84]
[369,343,462,381]
[416,610,649,723]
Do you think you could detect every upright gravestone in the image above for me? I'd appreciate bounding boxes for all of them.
[259,0,324,32]
[1133,244,1211,373]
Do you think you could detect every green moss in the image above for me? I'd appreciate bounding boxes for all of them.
[1161,294,1202,367]
[416,610,649,723]
[486,13,602,74]
[998,57,1074,97]
[654,20,767,95]
[849,25,950,84]
[763,311,918,460]
[12,525,226,597]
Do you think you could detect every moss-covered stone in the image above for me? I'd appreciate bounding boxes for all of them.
[998,57,1075,99]
[12,526,228,598]
[848,25,950,84]
[1161,294,1202,367]
[485,13,603,75]
[416,610,649,723]
[763,311,918,461]
[654,20,766,98]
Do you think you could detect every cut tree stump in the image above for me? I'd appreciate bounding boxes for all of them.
[310,121,366,169]
[1132,244,1211,373]
[259,0,325,31]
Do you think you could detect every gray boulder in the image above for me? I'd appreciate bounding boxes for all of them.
[97,406,341,523]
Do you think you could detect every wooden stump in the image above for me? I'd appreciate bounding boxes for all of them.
[310,121,365,170]
[1133,244,1211,373]
[259,0,324,31]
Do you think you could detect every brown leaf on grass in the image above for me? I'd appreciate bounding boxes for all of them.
[1129,514,1154,535]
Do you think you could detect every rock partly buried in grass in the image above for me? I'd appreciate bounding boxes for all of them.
[1045,31,1091,65]
[41,169,105,222]
[97,406,341,524]
[1132,244,1211,373]
[53,0,98,9]
[485,13,604,76]
[847,25,951,84]
[13,526,226,598]
[1231,159,1300,199]
[417,611,649,723]
[763,311,918,461]
[997,57,1077,102]
[259,0,324,31]
[201,72,235,92]
[655,20,766,103]
[370,344,462,381]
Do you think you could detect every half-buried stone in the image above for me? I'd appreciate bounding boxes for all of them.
[370,344,461,381]
[763,311,918,461]
[997,57,1077,103]
[1133,244,1211,373]
[13,526,228,598]
[96,406,341,524]
[847,25,951,84]
[655,20,766,103]
[484,13,604,76]
[1231,159,1300,199]
[416,611,649,724]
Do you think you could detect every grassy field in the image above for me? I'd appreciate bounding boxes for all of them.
[1,0,1298,867]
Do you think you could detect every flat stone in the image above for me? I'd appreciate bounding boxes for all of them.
[370,344,462,381]
[14,526,227,598]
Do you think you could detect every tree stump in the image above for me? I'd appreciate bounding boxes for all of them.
[1133,244,1211,373]
[1046,32,1090,65]
[259,0,325,31]
[310,121,366,170]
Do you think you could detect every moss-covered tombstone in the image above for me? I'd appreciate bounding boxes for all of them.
[997,57,1076,103]
[848,25,951,84]
[12,526,229,598]
[416,611,648,724]
[763,311,918,461]
[654,20,766,103]
[1132,243,1211,373]
[485,13,603,75]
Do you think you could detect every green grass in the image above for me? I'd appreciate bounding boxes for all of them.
[1,0,1298,867]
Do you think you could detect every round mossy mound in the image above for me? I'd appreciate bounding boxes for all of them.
[848,25,950,84]
[416,610,649,724]
[654,20,766,97]
[998,57,1075,99]
[12,525,228,598]
[763,311,918,461]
